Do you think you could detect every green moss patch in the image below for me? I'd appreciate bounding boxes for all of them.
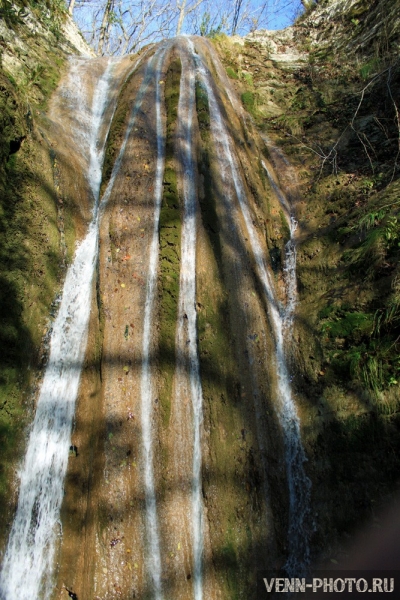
[226,66,238,80]
[0,108,66,543]
[0,16,77,543]
[195,80,211,132]
[101,69,138,196]
[241,90,255,112]
[158,57,182,428]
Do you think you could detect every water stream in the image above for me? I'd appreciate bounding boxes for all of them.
[192,43,311,574]
[139,45,169,600]
[261,162,310,573]
[0,43,170,600]
[0,38,312,599]
[261,159,298,330]
[0,57,116,600]
[97,43,170,597]
[177,39,204,600]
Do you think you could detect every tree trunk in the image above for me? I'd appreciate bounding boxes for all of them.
[68,0,76,15]
[231,0,243,35]
[176,0,187,35]
[98,0,113,55]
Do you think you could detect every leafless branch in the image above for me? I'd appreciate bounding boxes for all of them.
[387,66,400,184]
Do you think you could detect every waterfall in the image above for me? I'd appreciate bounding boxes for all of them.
[191,43,311,574]
[99,46,154,213]
[96,43,170,597]
[0,58,116,600]
[176,38,204,600]
[261,159,298,330]
[261,163,310,574]
[139,45,169,600]
[0,35,314,599]
[0,43,161,599]
[283,217,298,331]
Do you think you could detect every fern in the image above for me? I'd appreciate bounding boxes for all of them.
[359,209,386,230]
[362,356,384,396]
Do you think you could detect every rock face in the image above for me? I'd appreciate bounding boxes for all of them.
[245,27,308,69]
[216,0,400,566]
[303,0,400,54]
[36,38,304,600]
[0,0,399,598]
[0,5,93,91]
[0,0,95,562]
[0,33,307,600]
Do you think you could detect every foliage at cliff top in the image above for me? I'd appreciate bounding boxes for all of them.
[0,0,67,24]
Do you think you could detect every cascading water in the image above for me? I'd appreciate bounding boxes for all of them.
[176,38,204,600]
[0,34,316,599]
[261,159,291,217]
[283,216,298,331]
[96,43,170,598]
[261,161,310,573]
[192,43,311,574]
[0,58,116,600]
[261,159,298,330]
[139,45,169,600]
[98,47,154,212]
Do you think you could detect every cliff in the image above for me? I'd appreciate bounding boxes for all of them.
[0,0,93,546]
[215,0,400,561]
[0,0,399,597]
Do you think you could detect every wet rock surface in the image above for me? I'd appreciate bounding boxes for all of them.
[1,0,400,597]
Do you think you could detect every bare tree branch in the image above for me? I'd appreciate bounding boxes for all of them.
[176,0,205,34]
[71,0,305,56]
[387,66,400,183]
[68,0,76,15]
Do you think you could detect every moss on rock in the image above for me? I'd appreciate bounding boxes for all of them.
[158,57,182,427]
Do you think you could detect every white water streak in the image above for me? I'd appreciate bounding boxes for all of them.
[139,46,169,600]
[95,43,168,599]
[88,61,119,204]
[283,218,298,332]
[261,159,298,331]
[261,159,291,218]
[177,39,204,600]
[192,44,311,574]
[0,59,115,600]
[99,48,153,215]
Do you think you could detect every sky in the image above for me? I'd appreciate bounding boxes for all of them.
[71,0,305,55]
[265,0,304,29]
